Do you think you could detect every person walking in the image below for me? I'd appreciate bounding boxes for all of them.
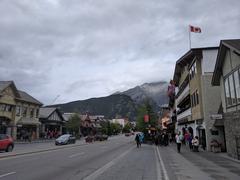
[135,133,141,148]
[188,134,193,151]
[175,132,183,153]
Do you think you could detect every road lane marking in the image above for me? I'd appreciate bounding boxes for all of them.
[156,147,169,180]
[154,147,162,180]
[83,146,134,180]
[0,172,16,178]
[69,152,85,158]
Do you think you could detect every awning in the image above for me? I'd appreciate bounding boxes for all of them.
[17,117,41,125]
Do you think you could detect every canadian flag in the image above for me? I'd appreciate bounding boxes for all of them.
[189,25,201,33]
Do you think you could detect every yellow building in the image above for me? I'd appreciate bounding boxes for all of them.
[0,81,42,140]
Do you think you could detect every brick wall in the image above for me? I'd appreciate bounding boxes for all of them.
[224,110,240,159]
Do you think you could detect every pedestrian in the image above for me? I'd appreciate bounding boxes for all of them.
[192,136,199,152]
[188,134,193,151]
[175,132,183,153]
[135,133,141,148]
[163,131,169,146]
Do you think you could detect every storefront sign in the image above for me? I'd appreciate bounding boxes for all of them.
[210,114,223,120]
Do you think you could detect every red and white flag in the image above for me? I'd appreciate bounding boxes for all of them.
[189,25,201,33]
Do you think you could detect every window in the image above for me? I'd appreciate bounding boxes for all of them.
[229,74,236,105]
[5,105,12,112]
[189,62,197,80]
[22,107,27,117]
[16,106,21,116]
[0,104,6,111]
[234,70,240,103]
[36,109,39,118]
[191,90,199,107]
[30,108,34,118]
[224,67,240,107]
[224,78,231,106]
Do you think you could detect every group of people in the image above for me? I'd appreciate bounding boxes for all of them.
[134,130,200,153]
[154,131,170,146]
[175,131,199,153]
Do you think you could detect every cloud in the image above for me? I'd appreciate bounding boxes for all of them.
[0,0,239,104]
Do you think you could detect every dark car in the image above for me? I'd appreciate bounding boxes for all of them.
[0,134,14,152]
[55,134,76,145]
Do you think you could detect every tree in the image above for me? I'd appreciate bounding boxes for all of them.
[66,114,81,136]
[136,100,157,134]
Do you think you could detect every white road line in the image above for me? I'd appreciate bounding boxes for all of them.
[156,147,170,180]
[83,146,134,180]
[0,172,16,178]
[154,147,162,180]
[69,152,85,158]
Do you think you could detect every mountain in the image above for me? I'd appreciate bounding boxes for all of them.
[49,81,168,120]
[119,81,169,107]
[50,94,137,120]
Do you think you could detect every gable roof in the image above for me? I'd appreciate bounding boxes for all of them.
[0,81,20,97]
[212,39,240,85]
[39,107,64,121]
[17,90,43,105]
[39,107,56,119]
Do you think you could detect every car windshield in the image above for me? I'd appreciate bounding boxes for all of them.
[57,135,70,140]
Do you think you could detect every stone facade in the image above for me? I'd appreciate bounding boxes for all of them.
[224,110,240,159]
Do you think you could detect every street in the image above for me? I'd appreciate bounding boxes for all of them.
[0,135,240,180]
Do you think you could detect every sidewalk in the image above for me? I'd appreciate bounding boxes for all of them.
[158,143,240,179]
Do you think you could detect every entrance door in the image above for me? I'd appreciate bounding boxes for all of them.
[198,129,206,150]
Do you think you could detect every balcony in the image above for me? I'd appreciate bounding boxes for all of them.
[177,108,191,121]
[176,84,190,106]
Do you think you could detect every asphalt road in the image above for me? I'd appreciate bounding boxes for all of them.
[1,135,240,180]
[0,135,161,180]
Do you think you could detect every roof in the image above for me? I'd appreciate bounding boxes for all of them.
[17,90,43,105]
[0,81,12,91]
[212,39,240,85]
[173,47,218,86]
[39,107,57,119]
[0,81,20,97]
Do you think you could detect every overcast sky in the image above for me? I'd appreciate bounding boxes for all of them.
[0,0,239,105]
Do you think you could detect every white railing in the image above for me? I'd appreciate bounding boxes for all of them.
[176,84,190,106]
[177,108,191,121]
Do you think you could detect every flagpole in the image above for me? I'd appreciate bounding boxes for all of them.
[188,26,191,49]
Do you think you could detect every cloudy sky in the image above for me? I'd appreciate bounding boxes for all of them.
[0,0,239,105]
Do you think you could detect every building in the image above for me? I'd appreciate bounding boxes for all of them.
[110,118,126,128]
[0,81,42,140]
[39,107,66,138]
[212,39,240,159]
[173,47,224,151]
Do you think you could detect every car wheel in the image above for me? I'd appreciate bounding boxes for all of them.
[6,145,13,152]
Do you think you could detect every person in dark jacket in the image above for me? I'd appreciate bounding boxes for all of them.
[135,133,141,148]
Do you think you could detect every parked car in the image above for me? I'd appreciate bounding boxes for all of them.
[55,134,76,145]
[0,134,14,152]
